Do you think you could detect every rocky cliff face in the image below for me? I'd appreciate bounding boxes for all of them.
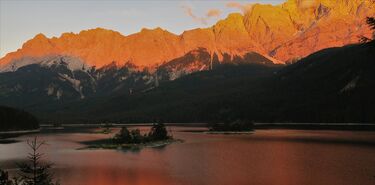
[269,0,375,61]
[0,0,374,70]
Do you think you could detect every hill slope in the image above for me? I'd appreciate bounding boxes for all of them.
[0,106,39,131]
[0,49,273,108]
[41,42,375,123]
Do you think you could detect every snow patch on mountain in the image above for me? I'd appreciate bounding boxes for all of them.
[340,76,360,93]
[58,73,85,99]
[0,55,91,73]
[56,89,63,100]
[46,84,56,95]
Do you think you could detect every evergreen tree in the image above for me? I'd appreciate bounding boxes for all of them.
[114,127,131,143]
[0,169,14,185]
[148,123,169,141]
[17,138,59,185]
[130,129,143,144]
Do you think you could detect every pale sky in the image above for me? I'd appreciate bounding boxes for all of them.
[0,0,284,57]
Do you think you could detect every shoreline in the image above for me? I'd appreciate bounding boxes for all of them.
[39,123,375,131]
[80,139,183,151]
[254,123,375,131]
[205,131,254,135]
[0,129,40,139]
[2,123,375,140]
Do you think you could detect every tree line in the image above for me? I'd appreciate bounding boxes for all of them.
[0,106,39,131]
[113,123,171,144]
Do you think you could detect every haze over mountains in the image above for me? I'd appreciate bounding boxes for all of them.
[1,0,374,70]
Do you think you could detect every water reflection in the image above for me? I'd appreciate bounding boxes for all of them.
[1,128,375,185]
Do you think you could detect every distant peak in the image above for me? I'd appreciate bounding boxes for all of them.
[78,27,122,36]
[214,13,244,28]
[60,32,75,38]
[25,33,50,46]
[86,27,109,31]
[226,13,244,19]
[90,27,115,32]
[141,27,165,33]
[34,33,48,40]
[154,27,163,31]
[284,0,319,8]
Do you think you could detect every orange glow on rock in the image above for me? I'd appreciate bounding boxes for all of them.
[0,0,374,68]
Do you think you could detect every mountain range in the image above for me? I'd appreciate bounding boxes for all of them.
[0,0,374,123]
[1,0,374,69]
[22,41,375,123]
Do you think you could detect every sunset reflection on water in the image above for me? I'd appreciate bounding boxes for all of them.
[1,127,375,185]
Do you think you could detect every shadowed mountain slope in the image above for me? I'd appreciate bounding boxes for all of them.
[36,42,375,123]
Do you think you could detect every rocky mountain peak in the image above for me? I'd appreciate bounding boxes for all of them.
[1,0,374,71]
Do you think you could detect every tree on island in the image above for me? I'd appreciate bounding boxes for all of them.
[114,126,132,143]
[148,123,169,141]
[114,123,172,144]
[113,127,143,144]
[129,129,143,144]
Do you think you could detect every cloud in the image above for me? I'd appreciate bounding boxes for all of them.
[226,2,254,13]
[182,6,222,25]
[182,5,208,25]
[206,9,221,18]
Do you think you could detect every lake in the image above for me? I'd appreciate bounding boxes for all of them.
[1,126,375,185]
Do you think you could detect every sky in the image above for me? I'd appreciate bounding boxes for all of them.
[0,0,284,57]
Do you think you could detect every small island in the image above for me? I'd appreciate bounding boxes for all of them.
[82,123,181,150]
[207,119,254,134]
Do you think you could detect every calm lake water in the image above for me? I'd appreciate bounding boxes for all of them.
[1,127,375,185]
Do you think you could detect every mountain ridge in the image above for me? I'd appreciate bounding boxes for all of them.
[48,41,374,123]
[0,0,374,71]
